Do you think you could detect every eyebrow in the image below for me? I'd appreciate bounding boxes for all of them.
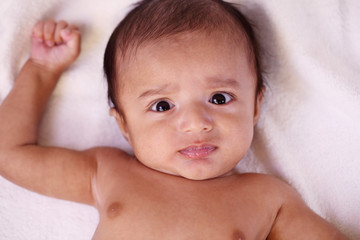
[138,84,172,99]
[207,78,241,89]
[137,78,240,99]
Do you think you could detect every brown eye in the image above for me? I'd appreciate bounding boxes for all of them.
[151,100,174,112]
[209,93,232,105]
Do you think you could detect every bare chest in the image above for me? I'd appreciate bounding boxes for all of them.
[92,172,276,240]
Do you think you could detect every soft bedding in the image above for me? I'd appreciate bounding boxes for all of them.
[0,0,359,239]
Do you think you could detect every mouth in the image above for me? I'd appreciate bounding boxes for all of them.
[179,145,217,159]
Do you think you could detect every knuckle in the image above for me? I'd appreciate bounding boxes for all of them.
[34,21,43,31]
[69,24,79,30]
[44,21,55,38]
[58,20,68,26]
[46,18,55,24]
[35,20,43,27]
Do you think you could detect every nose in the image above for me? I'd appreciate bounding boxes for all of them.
[178,103,214,133]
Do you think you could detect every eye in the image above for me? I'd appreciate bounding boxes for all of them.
[209,93,233,105]
[150,100,174,112]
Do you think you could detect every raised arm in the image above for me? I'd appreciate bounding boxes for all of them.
[0,19,97,205]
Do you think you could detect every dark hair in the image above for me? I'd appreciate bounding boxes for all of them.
[104,0,264,111]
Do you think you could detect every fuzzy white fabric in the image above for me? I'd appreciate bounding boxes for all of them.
[0,0,359,239]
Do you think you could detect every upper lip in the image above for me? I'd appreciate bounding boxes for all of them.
[180,144,215,150]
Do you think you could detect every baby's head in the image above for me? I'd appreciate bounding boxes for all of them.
[104,0,265,180]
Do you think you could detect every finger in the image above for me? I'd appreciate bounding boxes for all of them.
[43,19,56,47]
[54,20,68,45]
[60,25,81,50]
[68,24,79,32]
[32,21,44,41]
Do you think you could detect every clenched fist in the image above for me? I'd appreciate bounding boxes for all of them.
[31,19,81,73]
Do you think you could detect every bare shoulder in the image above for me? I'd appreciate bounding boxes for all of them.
[87,146,134,169]
[235,173,348,239]
[236,173,295,197]
[234,173,298,207]
[88,146,132,159]
[88,147,136,204]
[241,173,351,240]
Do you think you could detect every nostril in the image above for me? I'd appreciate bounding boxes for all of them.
[202,123,213,132]
[180,118,213,133]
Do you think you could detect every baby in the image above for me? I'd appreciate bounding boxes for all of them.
[0,0,348,239]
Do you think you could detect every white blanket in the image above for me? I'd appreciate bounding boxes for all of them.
[0,0,359,239]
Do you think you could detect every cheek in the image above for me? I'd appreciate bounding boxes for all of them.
[126,118,172,155]
[218,110,255,147]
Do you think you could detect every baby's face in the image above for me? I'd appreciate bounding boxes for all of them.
[112,32,262,180]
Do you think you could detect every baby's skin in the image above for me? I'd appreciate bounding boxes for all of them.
[0,20,348,240]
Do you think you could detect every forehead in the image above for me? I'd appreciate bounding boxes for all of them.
[117,31,255,90]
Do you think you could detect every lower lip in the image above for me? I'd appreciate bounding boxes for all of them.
[179,145,217,159]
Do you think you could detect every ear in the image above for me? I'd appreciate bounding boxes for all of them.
[253,88,265,125]
[109,108,130,143]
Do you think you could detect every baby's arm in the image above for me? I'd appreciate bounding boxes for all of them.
[0,20,97,205]
[268,180,348,240]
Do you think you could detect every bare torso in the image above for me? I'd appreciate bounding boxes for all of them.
[91,152,282,240]
[0,19,347,240]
